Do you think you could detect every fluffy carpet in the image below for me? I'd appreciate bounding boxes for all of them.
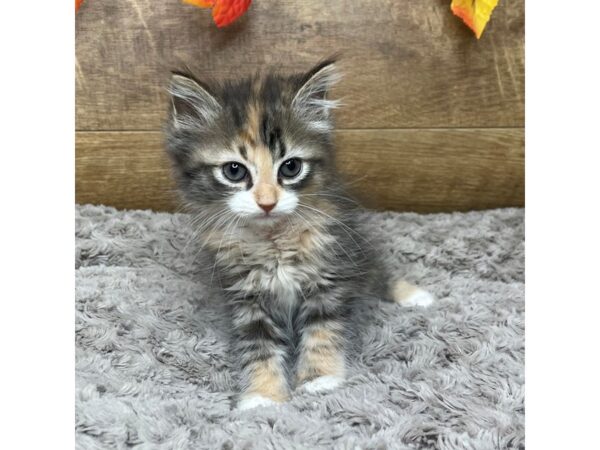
[75,204,524,450]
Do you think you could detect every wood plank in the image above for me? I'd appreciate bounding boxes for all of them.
[75,132,179,212]
[75,0,524,131]
[76,129,524,213]
[336,128,524,212]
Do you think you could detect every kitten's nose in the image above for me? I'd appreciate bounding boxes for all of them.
[258,202,276,214]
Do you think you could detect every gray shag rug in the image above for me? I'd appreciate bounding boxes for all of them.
[76,204,524,450]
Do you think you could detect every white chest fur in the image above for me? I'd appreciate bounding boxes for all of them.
[203,222,334,302]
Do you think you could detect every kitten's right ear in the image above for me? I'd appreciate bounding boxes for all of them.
[168,73,221,129]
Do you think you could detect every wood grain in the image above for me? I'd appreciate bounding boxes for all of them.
[76,129,524,213]
[336,128,524,212]
[75,0,524,131]
[75,132,179,212]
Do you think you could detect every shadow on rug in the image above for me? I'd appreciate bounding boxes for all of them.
[76,205,524,449]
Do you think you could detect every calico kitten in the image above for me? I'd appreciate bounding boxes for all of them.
[165,59,434,410]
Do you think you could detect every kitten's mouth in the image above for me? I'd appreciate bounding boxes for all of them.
[252,212,284,224]
[256,213,278,220]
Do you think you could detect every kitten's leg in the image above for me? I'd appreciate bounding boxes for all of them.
[232,299,290,410]
[296,290,347,393]
[389,279,435,307]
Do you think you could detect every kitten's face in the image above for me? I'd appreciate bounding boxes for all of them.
[209,141,308,223]
[165,61,341,228]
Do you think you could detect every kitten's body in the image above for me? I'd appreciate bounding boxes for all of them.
[202,183,373,408]
[165,60,433,409]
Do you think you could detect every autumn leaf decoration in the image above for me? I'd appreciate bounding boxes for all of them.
[183,0,252,28]
[451,0,499,39]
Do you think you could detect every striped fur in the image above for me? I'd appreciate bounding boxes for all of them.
[165,60,415,408]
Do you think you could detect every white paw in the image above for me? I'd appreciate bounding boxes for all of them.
[302,376,344,393]
[237,394,277,411]
[391,280,435,308]
[400,289,435,307]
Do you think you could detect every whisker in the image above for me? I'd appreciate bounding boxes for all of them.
[209,211,243,286]
[181,208,231,255]
[236,216,249,266]
[296,202,373,253]
[299,193,362,207]
[342,172,372,187]
[292,209,359,268]
[191,210,236,266]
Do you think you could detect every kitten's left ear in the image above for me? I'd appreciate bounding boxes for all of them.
[168,73,222,129]
[292,59,341,132]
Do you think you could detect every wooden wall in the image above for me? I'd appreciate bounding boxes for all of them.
[76,0,524,213]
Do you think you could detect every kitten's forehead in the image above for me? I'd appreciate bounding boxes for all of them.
[239,74,292,155]
[190,139,316,167]
[192,73,318,166]
[218,73,292,137]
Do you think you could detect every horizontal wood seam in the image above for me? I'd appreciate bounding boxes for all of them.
[76,127,525,134]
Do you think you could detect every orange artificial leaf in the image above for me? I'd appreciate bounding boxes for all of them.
[212,0,252,27]
[183,0,214,8]
[184,0,252,28]
[451,0,499,39]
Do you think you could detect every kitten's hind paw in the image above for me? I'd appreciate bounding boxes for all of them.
[237,394,278,411]
[391,280,435,308]
[301,376,344,394]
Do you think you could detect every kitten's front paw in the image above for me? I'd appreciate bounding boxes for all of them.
[301,375,344,393]
[391,280,435,308]
[237,394,278,411]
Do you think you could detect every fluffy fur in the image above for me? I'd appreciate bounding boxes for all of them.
[164,60,423,408]
[75,205,525,449]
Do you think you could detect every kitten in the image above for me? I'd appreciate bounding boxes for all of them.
[165,59,434,410]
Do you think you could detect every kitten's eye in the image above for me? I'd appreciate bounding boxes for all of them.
[279,158,302,178]
[222,162,247,182]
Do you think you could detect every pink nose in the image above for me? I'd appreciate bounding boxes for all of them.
[258,202,276,214]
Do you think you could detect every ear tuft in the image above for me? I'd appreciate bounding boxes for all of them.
[292,59,341,132]
[168,73,221,129]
